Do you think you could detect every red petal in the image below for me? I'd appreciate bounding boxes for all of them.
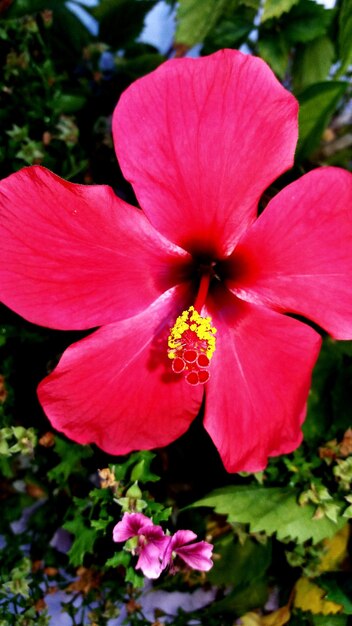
[204,288,322,473]
[37,286,203,453]
[227,167,352,339]
[113,49,298,259]
[0,166,190,330]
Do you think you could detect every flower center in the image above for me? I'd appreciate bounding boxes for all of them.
[167,273,217,386]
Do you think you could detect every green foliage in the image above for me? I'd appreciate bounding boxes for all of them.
[190,485,347,544]
[93,0,158,48]
[292,36,335,92]
[47,437,93,486]
[296,81,348,159]
[337,0,352,76]
[261,0,300,22]
[207,533,272,587]
[202,1,257,54]
[0,14,88,179]
[208,579,269,617]
[282,0,333,44]
[175,0,234,47]
[0,426,36,458]
[316,573,352,614]
[63,517,97,566]
[257,34,290,78]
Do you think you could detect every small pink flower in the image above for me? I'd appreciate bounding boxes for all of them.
[112,513,169,579]
[112,512,153,542]
[163,530,213,573]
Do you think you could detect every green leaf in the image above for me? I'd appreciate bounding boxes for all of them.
[311,617,348,626]
[293,37,335,92]
[63,518,97,566]
[207,534,271,587]
[125,566,145,587]
[208,579,268,616]
[317,573,352,614]
[105,550,130,569]
[204,18,253,51]
[239,0,260,8]
[130,451,160,483]
[190,485,347,544]
[175,0,234,46]
[261,0,300,22]
[296,81,348,159]
[284,0,333,44]
[47,438,93,485]
[257,34,290,78]
[90,515,114,533]
[337,0,352,76]
[94,0,158,49]
[53,94,86,114]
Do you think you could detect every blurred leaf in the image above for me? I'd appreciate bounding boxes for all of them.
[48,438,93,485]
[5,0,56,17]
[284,0,333,44]
[105,550,130,569]
[293,37,335,92]
[318,525,350,573]
[190,486,347,543]
[53,94,86,114]
[240,606,291,626]
[310,616,347,626]
[240,0,260,7]
[208,534,271,586]
[257,34,289,78]
[64,517,96,566]
[316,573,352,614]
[304,340,339,443]
[94,0,157,49]
[175,0,237,46]
[261,0,299,22]
[90,515,114,533]
[117,53,165,80]
[130,451,159,483]
[296,81,348,159]
[294,577,343,615]
[208,579,268,616]
[204,17,253,50]
[203,0,257,54]
[337,0,352,76]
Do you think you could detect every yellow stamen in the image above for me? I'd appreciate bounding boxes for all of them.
[167,306,217,385]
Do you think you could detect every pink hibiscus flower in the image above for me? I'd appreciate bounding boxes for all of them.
[1,50,352,472]
[113,512,169,579]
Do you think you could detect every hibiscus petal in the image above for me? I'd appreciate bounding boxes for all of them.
[226,167,352,339]
[113,49,298,259]
[0,166,190,330]
[204,288,322,473]
[113,513,152,543]
[38,286,203,454]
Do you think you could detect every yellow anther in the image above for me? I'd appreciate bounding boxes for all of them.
[168,307,217,362]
